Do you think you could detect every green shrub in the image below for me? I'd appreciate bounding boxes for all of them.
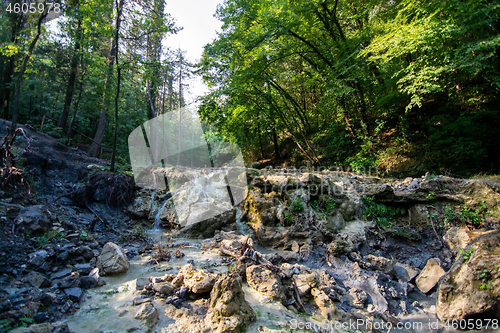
[362,195,405,228]
[283,210,295,226]
[324,197,336,215]
[290,197,304,212]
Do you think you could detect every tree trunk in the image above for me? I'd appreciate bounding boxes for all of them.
[147,84,156,118]
[110,0,125,171]
[66,69,86,144]
[176,53,182,165]
[110,66,121,172]
[2,5,25,120]
[256,114,264,160]
[90,111,107,157]
[1,57,15,120]
[89,0,124,157]
[59,20,82,129]
[272,126,280,160]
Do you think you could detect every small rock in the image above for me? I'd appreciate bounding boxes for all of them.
[133,296,152,306]
[58,272,80,289]
[299,243,312,260]
[294,273,318,297]
[28,272,51,288]
[39,292,57,307]
[77,245,95,260]
[444,227,471,254]
[57,251,69,261]
[80,276,97,289]
[136,277,150,290]
[152,282,174,295]
[364,254,394,274]
[15,205,52,235]
[172,263,194,287]
[281,251,299,263]
[64,287,83,302]
[165,295,182,308]
[280,263,294,278]
[29,250,49,267]
[61,300,73,313]
[176,286,187,299]
[74,263,92,271]
[50,268,72,280]
[10,321,71,333]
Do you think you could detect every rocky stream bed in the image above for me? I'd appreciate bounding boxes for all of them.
[1,121,500,333]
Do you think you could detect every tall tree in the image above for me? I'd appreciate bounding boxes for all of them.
[11,7,49,129]
[89,0,124,157]
[0,0,27,120]
[110,0,125,171]
[58,13,82,129]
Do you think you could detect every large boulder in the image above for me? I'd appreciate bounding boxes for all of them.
[134,302,159,330]
[246,264,285,301]
[311,288,337,319]
[243,190,280,233]
[127,189,152,218]
[205,273,256,333]
[97,242,130,275]
[327,221,370,256]
[416,258,446,294]
[437,230,500,320]
[174,208,237,237]
[444,227,471,254]
[15,205,51,235]
[172,263,194,287]
[184,270,218,294]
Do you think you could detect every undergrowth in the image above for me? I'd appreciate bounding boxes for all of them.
[362,195,405,228]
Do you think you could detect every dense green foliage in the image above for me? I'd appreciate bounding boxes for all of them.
[199,0,500,176]
[0,0,190,172]
[1,0,499,176]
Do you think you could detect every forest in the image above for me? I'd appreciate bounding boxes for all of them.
[1,0,500,176]
[1,1,500,332]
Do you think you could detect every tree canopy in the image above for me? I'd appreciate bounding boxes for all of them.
[1,0,499,176]
[199,0,500,175]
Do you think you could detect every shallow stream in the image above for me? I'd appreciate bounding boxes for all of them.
[65,230,476,333]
